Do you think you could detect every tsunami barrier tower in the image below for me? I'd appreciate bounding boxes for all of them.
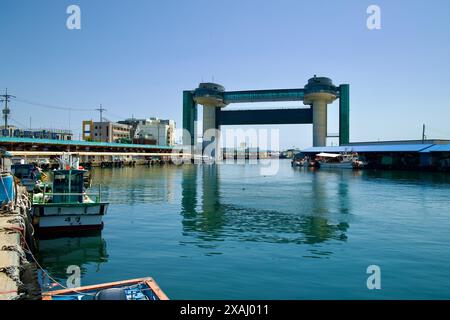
[183,76,350,158]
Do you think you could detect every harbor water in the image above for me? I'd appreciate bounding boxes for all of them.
[36,160,450,299]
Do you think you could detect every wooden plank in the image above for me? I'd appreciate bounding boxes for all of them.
[145,279,169,300]
[43,277,169,300]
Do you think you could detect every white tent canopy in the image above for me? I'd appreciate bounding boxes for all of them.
[316,153,342,158]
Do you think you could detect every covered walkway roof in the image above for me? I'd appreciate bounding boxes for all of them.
[302,144,435,153]
[0,137,173,150]
[424,144,450,152]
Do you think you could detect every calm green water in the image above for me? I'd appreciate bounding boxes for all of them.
[37,161,450,299]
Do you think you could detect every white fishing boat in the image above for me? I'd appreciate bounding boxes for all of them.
[31,154,108,235]
[316,152,365,169]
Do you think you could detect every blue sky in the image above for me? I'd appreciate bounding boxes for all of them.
[1,0,450,149]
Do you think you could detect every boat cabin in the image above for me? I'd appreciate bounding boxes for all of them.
[52,169,86,203]
[11,163,35,180]
[316,152,357,163]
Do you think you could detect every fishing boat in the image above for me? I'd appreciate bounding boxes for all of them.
[31,154,108,235]
[315,152,365,169]
[292,153,315,167]
[42,277,169,300]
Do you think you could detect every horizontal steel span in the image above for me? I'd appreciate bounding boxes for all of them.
[183,79,350,147]
[218,108,313,126]
[223,89,305,104]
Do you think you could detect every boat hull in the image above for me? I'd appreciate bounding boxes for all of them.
[318,161,354,169]
[42,277,169,300]
[32,203,108,235]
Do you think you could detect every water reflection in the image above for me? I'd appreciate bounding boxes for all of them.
[92,167,177,204]
[180,163,351,256]
[36,234,108,281]
[364,169,450,185]
[181,165,225,248]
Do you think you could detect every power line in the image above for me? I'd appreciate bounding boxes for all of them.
[16,96,131,120]
[10,117,29,129]
[15,97,93,112]
[9,96,136,133]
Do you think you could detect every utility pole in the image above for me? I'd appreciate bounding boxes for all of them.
[95,104,107,142]
[422,124,426,143]
[95,104,107,122]
[0,89,16,135]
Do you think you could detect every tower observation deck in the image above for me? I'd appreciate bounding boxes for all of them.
[183,76,350,159]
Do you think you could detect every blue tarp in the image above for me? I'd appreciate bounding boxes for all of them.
[0,174,15,204]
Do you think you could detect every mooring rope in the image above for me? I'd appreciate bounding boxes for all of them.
[15,231,98,297]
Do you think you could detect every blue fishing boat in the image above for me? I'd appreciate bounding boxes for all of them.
[42,277,169,300]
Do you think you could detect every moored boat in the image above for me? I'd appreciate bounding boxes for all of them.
[32,168,108,235]
[291,153,313,167]
[42,277,169,300]
[31,153,108,235]
[315,152,365,169]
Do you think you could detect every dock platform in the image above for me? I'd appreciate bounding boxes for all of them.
[0,215,24,300]
[0,186,38,300]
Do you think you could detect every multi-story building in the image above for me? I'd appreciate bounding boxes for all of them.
[82,120,131,143]
[0,125,73,140]
[119,118,175,146]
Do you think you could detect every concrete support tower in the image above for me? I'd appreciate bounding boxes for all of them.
[303,76,338,147]
[193,83,227,161]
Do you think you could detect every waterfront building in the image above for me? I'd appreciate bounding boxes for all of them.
[119,118,175,146]
[0,125,73,140]
[222,147,271,160]
[301,139,450,171]
[83,120,131,143]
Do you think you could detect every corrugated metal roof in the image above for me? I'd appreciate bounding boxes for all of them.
[302,144,434,153]
[424,144,450,152]
[0,137,173,150]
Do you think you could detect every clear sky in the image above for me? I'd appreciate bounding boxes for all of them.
[1,0,450,149]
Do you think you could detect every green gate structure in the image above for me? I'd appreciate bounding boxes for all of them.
[183,76,350,153]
